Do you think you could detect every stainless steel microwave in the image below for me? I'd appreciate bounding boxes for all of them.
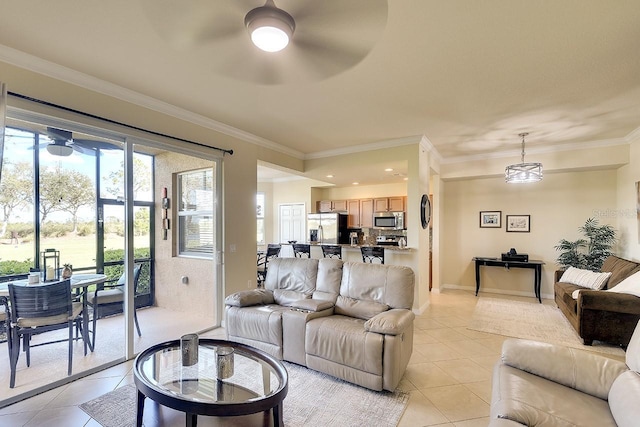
[373,212,405,230]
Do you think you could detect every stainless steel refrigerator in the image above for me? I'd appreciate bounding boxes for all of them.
[307,213,349,244]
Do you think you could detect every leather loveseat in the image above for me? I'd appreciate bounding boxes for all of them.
[555,255,640,347]
[224,257,415,391]
[489,320,640,427]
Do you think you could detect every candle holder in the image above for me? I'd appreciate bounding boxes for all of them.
[216,346,234,379]
[180,333,199,366]
[40,249,60,282]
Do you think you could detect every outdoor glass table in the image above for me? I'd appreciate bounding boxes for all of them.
[134,338,288,427]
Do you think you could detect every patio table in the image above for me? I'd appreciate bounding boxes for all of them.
[0,273,107,351]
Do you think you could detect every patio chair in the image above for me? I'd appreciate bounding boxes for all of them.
[292,243,311,258]
[361,246,385,264]
[321,245,342,259]
[0,296,11,360]
[257,245,281,286]
[8,279,88,388]
[87,264,142,348]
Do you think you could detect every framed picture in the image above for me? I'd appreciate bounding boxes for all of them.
[506,215,530,232]
[479,211,502,228]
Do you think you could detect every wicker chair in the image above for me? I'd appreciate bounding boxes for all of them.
[321,245,342,259]
[8,279,88,388]
[361,246,385,264]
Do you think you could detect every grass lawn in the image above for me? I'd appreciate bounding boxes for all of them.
[0,234,147,271]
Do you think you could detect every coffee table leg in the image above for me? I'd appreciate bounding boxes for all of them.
[273,403,283,427]
[136,390,145,427]
[186,413,197,427]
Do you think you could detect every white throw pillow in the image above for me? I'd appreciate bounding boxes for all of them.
[560,266,612,290]
[606,271,640,298]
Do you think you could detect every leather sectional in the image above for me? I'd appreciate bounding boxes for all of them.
[224,257,415,392]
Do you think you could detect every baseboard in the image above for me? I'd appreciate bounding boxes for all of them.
[441,283,554,301]
[413,299,430,316]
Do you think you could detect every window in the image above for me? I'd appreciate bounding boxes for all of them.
[257,192,265,244]
[178,168,215,258]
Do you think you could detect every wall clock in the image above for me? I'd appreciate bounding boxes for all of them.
[420,194,431,229]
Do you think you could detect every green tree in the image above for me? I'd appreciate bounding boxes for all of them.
[105,157,151,200]
[0,162,32,236]
[40,167,94,231]
[134,208,150,236]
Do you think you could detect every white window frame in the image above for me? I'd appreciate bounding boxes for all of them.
[177,168,214,259]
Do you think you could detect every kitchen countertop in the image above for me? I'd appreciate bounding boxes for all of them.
[279,242,413,251]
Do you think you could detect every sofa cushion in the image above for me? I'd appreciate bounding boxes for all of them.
[601,256,640,288]
[339,262,414,309]
[491,362,617,427]
[273,289,311,306]
[335,296,389,320]
[225,304,287,347]
[306,315,383,375]
[609,371,640,427]
[264,257,318,294]
[606,271,640,298]
[560,267,611,290]
[313,259,343,302]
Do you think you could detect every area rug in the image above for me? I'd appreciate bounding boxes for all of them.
[80,362,409,427]
[469,297,625,357]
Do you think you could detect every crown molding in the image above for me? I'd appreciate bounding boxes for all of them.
[0,44,305,159]
[442,135,632,164]
[305,135,426,160]
[625,125,640,143]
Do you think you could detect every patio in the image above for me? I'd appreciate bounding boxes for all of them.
[0,305,216,405]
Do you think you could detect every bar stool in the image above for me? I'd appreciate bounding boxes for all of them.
[361,246,384,264]
[321,245,342,259]
[292,243,311,258]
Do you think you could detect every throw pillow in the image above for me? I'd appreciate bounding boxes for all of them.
[560,266,612,290]
[606,271,640,298]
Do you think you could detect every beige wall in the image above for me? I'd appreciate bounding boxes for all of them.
[154,153,216,321]
[442,169,618,299]
[616,134,640,260]
[317,182,407,202]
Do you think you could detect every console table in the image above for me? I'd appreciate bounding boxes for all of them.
[472,257,545,303]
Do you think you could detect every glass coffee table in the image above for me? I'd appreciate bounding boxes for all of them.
[134,339,288,427]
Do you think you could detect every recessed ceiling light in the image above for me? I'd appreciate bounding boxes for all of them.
[403,177,408,181]
[385,168,393,172]
[352,182,359,185]
[326,174,334,178]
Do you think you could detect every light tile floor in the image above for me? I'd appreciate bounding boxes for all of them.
[0,290,543,426]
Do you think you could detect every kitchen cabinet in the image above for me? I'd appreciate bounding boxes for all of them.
[347,199,361,228]
[318,199,347,213]
[360,199,374,228]
[374,196,405,212]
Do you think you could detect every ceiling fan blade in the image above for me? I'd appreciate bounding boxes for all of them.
[72,139,121,151]
[139,0,254,48]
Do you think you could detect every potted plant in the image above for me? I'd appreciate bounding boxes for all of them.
[555,217,616,271]
[62,263,73,279]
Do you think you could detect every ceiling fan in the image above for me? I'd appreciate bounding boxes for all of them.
[37,127,120,157]
[139,0,388,85]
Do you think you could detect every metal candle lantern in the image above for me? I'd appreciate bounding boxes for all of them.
[41,248,60,282]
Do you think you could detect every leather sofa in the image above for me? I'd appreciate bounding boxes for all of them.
[489,320,640,427]
[224,257,415,391]
[555,255,640,347]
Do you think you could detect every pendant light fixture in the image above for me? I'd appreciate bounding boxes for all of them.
[505,132,543,183]
[245,0,295,53]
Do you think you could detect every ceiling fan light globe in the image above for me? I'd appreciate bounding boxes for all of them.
[245,2,295,53]
[250,25,290,52]
[46,143,73,157]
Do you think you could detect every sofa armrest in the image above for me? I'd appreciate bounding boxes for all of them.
[224,289,274,307]
[288,299,335,313]
[501,339,628,399]
[579,290,640,315]
[554,270,566,283]
[364,309,415,335]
